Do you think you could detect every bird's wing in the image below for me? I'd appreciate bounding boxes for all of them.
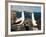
[32,12,37,26]
[15,11,25,25]
[15,18,22,22]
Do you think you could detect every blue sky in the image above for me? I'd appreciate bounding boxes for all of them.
[11,5,41,12]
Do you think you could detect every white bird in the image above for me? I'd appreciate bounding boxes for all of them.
[32,12,37,26]
[15,11,25,25]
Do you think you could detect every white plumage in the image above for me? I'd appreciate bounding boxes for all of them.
[32,12,37,26]
[15,11,25,25]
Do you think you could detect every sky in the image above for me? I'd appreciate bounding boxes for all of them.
[11,5,41,12]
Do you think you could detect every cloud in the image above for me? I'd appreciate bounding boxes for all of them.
[11,5,41,12]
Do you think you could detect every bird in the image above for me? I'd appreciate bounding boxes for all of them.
[15,11,25,25]
[32,12,37,26]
